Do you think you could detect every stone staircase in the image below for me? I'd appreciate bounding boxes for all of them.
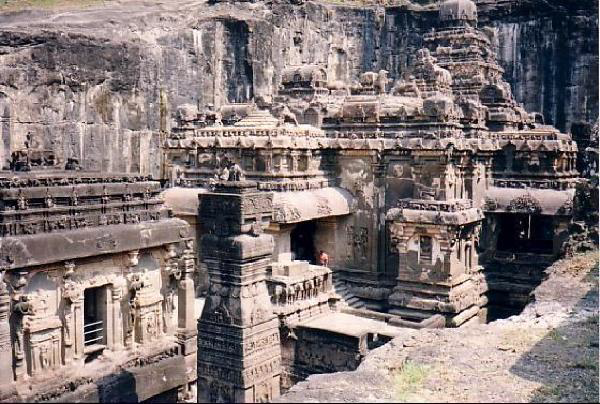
[332,277,366,310]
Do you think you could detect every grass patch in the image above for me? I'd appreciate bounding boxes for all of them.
[534,384,563,402]
[500,327,546,349]
[548,328,564,342]
[393,360,429,402]
[571,357,598,370]
[0,0,104,11]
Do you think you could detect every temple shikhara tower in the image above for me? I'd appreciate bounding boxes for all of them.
[0,0,592,402]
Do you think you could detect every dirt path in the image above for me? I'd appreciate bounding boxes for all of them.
[278,251,599,403]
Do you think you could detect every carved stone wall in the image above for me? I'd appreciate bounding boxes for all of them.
[0,173,196,402]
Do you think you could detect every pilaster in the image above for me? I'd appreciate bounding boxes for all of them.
[197,181,281,403]
[0,275,12,385]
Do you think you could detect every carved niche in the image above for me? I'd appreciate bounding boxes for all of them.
[127,272,163,344]
[346,225,369,262]
[19,291,62,377]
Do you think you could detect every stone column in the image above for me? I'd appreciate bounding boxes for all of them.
[177,239,198,357]
[72,297,84,360]
[0,275,13,385]
[62,261,81,363]
[124,250,140,349]
[164,244,179,335]
[178,240,196,331]
[110,281,124,351]
[197,181,281,403]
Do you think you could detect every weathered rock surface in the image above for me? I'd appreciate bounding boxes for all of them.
[0,0,596,176]
[277,250,599,403]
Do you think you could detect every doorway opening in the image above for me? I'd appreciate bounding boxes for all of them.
[290,221,316,264]
[496,213,554,254]
[83,285,108,358]
[485,213,556,321]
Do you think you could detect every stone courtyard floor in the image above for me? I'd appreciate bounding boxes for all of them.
[278,250,599,403]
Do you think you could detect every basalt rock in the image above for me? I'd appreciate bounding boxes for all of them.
[0,0,594,181]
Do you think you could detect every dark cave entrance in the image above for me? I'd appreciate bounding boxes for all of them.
[290,221,317,264]
[484,213,557,321]
[496,213,554,254]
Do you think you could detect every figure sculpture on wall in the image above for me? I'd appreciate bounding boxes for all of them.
[12,295,33,364]
[228,162,245,181]
[273,104,299,126]
[126,274,144,346]
[65,157,81,171]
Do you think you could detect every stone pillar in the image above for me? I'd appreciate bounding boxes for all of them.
[177,239,198,357]
[197,181,281,403]
[124,251,140,349]
[62,261,85,362]
[0,275,13,385]
[178,240,196,331]
[110,281,124,351]
[72,297,85,360]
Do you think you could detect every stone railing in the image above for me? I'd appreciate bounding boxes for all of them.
[397,198,473,212]
[191,126,323,138]
[0,174,155,189]
[267,262,333,309]
[487,131,560,142]
[493,179,577,190]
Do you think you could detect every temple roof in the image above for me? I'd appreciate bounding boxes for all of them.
[484,187,575,216]
[272,187,355,223]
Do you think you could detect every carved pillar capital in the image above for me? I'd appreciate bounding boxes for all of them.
[164,243,181,280]
[126,250,139,269]
[63,261,75,279]
[180,239,196,281]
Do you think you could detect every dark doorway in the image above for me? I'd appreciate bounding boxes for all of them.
[83,286,107,350]
[291,221,316,264]
[485,213,556,322]
[496,213,554,254]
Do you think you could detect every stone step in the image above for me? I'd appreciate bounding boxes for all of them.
[333,284,349,294]
[347,296,365,309]
[338,291,352,299]
[364,302,382,312]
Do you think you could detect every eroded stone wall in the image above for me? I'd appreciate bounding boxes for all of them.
[0,0,594,178]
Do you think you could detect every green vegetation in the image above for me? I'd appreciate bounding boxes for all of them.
[534,384,564,402]
[548,328,564,342]
[392,360,429,402]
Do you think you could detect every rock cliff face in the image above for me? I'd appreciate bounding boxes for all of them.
[0,0,596,176]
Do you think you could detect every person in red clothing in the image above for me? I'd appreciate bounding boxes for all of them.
[317,250,329,267]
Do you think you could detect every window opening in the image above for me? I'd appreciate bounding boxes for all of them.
[419,235,433,264]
